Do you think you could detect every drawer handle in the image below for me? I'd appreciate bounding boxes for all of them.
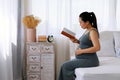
[31,66,37,69]
[30,76,37,79]
[45,47,49,50]
[32,57,37,60]
[31,48,37,51]
[41,66,43,69]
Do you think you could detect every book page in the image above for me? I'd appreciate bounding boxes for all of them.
[61,28,76,39]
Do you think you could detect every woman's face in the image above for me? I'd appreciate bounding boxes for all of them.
[79,18,88,29]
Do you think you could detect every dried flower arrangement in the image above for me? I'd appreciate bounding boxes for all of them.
[23,15,41,29]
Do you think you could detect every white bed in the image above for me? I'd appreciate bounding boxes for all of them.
[75,57,120,80]
[73,31,120,80]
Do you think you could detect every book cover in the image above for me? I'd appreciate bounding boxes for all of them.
[61,28,76,39]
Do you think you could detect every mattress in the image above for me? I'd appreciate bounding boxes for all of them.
[75,57,120,80]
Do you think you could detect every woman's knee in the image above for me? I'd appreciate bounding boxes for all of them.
[61,62,67,69]
[62,61,74,70]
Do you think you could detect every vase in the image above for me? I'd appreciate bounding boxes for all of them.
[26,28,36,42]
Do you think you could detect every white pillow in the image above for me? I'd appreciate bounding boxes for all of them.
[97,31,116,57]
[115,48,120,57]
[113,32,120,57]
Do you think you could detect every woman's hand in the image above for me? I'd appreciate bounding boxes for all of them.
[70,38,79,43]
[70,38,76,42]
[75,48,83,55]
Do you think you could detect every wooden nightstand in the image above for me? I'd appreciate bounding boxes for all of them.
[25,42,55,80]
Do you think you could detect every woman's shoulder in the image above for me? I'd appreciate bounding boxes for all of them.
[89,28,99,38]
[89,28,97,32]
[88,28,98,34]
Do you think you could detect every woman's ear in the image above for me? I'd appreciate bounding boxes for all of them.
[86,21,90,25]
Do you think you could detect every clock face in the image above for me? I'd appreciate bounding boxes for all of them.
[47,35,54,42]
[49,37,54,41]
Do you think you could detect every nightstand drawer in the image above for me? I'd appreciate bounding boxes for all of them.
[27,64,40,72]
[41,45,54,53]
[27,55,40,63]
[27,74,40,80]
[28,45,40,53]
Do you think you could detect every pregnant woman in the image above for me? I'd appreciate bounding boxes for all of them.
[58,11,100,80]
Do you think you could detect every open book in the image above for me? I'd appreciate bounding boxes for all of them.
[61,28,76,39]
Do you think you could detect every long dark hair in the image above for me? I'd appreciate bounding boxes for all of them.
[79,11,99,35]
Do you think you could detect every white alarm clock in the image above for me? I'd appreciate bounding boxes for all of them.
[47,35,54,42]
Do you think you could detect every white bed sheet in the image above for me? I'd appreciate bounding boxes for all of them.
[75,57,120,80]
